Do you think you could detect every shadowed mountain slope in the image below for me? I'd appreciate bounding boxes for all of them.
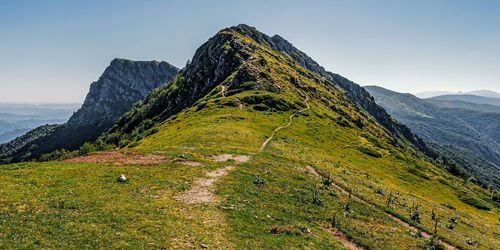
[366,85,500,188]
[0,59,178,163]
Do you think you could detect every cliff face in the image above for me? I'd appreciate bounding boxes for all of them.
[69,59,178,126]
[0,59,179,163]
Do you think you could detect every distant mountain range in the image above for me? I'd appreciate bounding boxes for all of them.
[415,89,500,99]
[366,85,500,188]
[426,94,500,113]
[0,103,80,143]
[0,59,178,163]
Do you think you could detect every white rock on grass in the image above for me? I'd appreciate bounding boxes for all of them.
[118,174,127,182]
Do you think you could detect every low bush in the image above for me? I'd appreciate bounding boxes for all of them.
[253,104,269,111]
[242,94,295,111]
[358,147,382,158]
[79,142,96,156]
[407,168,430,180]
[457,193,490,210]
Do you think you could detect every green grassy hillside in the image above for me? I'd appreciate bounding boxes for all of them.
[1,25,498,249]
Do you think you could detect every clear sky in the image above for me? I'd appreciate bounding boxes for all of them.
[1,0,499,103]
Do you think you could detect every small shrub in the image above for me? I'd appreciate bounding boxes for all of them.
[409,205,421,223]
[253,174,265,185]
[311,184,323,206]
[358,147,382,158]
[221,99,239,107]
[322,178,332,186]
[79,142,96,156]
[266,84,280,93]
[458,193,491,210]
[269,224,300,235]
[448,217,457,224]
[442,203,456,210]
[418,236,445,250]
[330,211,337,227]
[386,192,393,207]
[407,167,430,180]
[465,237,474,245]
[335,117,351,127]
[253,103,269,111]
[374,187,383,194]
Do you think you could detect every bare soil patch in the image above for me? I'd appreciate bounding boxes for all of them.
[177,161,203,167]
[211,154,251,163]
[63,151,171,166]
[176,166,235,203]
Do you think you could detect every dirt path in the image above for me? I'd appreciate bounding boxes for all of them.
[221,85,226,97]
[305,165,456,250]
[321,225,365,250]
[260,89,310,152]
[235,97,243,110]
[176,166,235,203]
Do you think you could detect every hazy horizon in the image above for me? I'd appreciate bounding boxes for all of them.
[1,0,499,103]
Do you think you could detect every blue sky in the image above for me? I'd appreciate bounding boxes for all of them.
[1,0,499,103]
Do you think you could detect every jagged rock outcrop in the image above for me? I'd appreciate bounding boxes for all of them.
[69,59,178,126]
[0,59,178,163]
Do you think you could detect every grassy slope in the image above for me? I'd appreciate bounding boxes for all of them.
[1,29,499,249]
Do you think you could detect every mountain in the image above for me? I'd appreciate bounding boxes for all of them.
[0,103,80,143]
[0,25,498,249]
[468,90,500,99]
[426,99,500,113]
[105,26,432,159]
[416,89,500,99]
[428,142,500,188]
[0,128,31,143]
[365,85,500,186]
[0,59,178,163]
[68,58,179,127]
[427,94,500,107]
[415,90,456,98]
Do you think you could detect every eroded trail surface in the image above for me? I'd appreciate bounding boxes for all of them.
[235,97,243,110]
[321,225,365,250]
[260,90,310,151]
[176,166,235,203]
[177,154,250,204]
[211,154,251,163]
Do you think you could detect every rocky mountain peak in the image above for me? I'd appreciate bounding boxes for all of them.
[0,58,179,163]
[68,58,178,126]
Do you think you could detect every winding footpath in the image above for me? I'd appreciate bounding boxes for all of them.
[257,89,455,249]
[260,89,310,151]
[221,85,226,97]
[185,85,455,249]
